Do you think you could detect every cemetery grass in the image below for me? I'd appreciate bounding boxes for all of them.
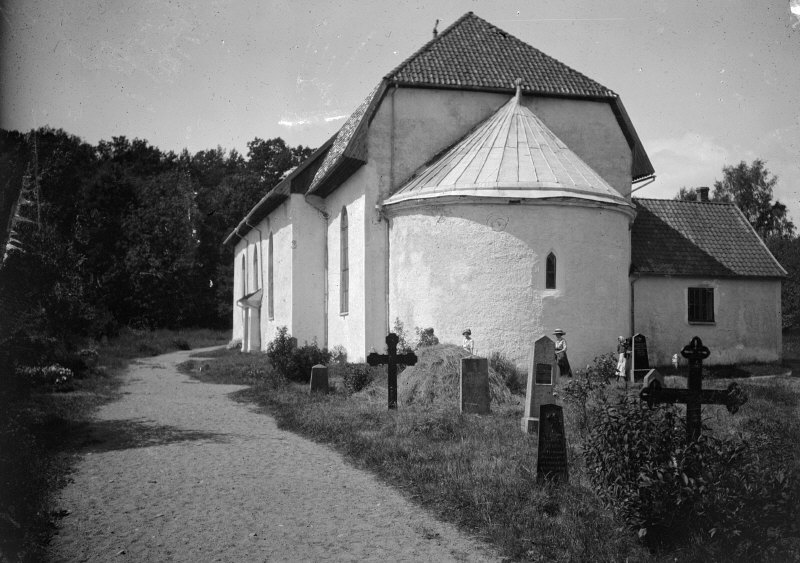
[184,351,653,562]
[0,328,229,563]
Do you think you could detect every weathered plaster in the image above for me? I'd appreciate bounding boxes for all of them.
[633,277,782,366]
[387,200,632,370]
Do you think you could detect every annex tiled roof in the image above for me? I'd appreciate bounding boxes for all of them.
[632,199,786,278]
[386,89,629,207]
[387,12,616,98]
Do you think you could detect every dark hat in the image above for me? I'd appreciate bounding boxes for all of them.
[462,328,471,336]
[553,329,566,335]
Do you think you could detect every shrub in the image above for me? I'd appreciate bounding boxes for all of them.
[584,396,800,557]
[561,353,614,432]
[341,363,375,394]
[391,317,413,353]
[489,351,525,395]
[15,364,75,392]
[265,327,330,383]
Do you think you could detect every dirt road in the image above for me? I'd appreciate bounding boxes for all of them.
[49,349,499,562]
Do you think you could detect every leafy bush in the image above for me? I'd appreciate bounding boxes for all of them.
[561,353,614,432]
[341,362,375,394]
[15,364,75,392]
[265,327,330,383]
[391,317,413,353]
[585,396,800,557]
[489,351,525,394]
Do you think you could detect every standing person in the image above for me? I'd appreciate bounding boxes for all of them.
[462,329,475,355]
[616,336,630,381]
[553,329,572,377]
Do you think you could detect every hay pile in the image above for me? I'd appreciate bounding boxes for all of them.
[398,344,513,407]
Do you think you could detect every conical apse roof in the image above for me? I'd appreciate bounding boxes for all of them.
[384,90,630,207]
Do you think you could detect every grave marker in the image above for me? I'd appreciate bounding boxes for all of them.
[536,404,568,483]
[521,336,558,434]
[460,357,490,414]
[309,364,329,393]
[631,333,649,382]
[640,336,748,442]
[366,333,418,410]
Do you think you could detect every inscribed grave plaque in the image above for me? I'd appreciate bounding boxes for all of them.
[521,336,557,434]
[535,363,552,384]
[460,357,490,414]
[536,404,568,483]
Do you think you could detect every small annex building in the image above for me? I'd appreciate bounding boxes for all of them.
[225,12,785,369]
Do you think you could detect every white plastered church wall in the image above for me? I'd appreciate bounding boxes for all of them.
[258,200,293,347]
[288,194,326,347]
[388,88,632,199]
[633,277,782,365]
[387,201,633,370]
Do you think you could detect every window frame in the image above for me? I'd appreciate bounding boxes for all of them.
[545,252,557,289]
[688,287,715,324]
[340,207,349,315]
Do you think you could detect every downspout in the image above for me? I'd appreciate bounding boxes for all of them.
[385,83,398,335]
[305,195,329,347]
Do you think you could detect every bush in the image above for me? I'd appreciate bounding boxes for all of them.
[489,351,525,394]
[341,363,375,394]
[265,327,331,383]
[584,396,800,557]
[15,364,75,392]
[561,353,614,433]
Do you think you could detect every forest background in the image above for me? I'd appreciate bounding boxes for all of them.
[2,127,800,364]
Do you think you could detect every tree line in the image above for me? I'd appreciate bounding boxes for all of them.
[675,159,799,328]
[0,127,312,352]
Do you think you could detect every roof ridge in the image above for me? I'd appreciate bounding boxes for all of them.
[634,197,734,205]
[384,12,474,81]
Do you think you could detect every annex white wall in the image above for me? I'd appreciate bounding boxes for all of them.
[634,277,782,366]
[387,200,633,370]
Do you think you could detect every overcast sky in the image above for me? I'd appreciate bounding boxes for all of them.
[2,1,799,218]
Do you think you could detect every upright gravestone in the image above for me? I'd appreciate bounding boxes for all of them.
[460,357,490,414]
[309,364,329,393]
[631,333,650,382]
[521,336,557,434]
[536,404,568,483]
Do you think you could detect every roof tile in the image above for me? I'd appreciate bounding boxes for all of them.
[631,199,786,278]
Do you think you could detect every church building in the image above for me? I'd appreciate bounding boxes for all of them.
[225,12,785,369]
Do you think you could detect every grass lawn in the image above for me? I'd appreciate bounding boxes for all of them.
[183,344,800,562]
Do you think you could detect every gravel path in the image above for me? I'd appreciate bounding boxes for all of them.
[49,349,500,562]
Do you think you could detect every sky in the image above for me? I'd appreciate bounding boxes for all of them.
[2,0,800,219]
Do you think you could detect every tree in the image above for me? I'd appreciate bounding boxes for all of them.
[713,159,795,241]
[674,187,699,201]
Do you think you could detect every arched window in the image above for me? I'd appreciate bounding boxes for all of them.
[241,255,246,295]
[253,249,259,290]
[546,252,556,289]
[268,232,274,319]
[340,207,349,314]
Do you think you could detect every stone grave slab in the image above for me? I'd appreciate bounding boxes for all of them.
[309,364,329,393]
[536,404,568,483]
[631,333,650,382]
[521,336,557,434]
[460,357,490,414]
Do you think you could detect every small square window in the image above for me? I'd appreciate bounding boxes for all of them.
[688,287,714,323]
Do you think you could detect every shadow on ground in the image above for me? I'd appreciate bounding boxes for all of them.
[72,418,228,453]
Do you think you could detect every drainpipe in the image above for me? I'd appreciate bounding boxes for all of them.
[305,195,329,347]
[385,83,398,335]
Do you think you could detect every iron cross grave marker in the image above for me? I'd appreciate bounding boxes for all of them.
[366,333,417,410]
[639,336,747,442]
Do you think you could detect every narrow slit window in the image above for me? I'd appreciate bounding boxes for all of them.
[268,233,274,320]
[340,207,349,314]
[253,250,259,290]
[241,255,246,295]
[688,287,714,323]
[545,252,556,289]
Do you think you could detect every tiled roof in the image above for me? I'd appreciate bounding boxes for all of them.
[386,12,616,98]
[386,90,628,207]
[307,82,384,196]
[631,199,786,278]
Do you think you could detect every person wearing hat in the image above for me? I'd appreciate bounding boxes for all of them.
[462,329,475,355]
[616,335,630,381]
[553,329,572,377]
